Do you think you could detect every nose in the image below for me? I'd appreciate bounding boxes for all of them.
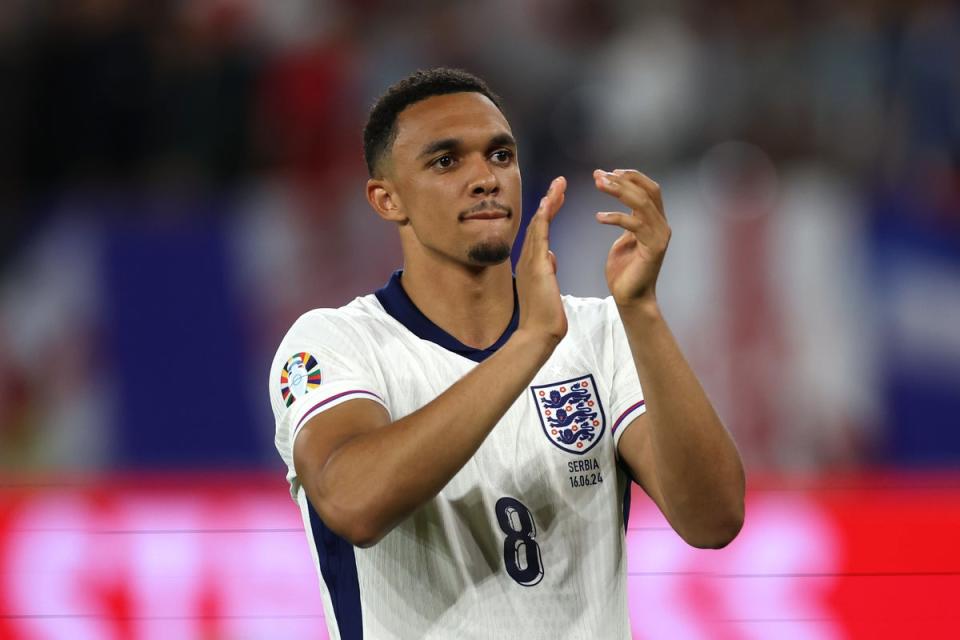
[468,157,500,197]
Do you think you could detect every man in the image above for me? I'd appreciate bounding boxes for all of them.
[269,68,744,639]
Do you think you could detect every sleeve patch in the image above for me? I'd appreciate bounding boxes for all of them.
[279,352,322,406]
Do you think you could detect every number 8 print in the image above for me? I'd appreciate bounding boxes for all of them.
[495,497,544,587]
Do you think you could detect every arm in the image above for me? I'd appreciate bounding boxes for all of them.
[594,169,745,549]
[294,178,569,548]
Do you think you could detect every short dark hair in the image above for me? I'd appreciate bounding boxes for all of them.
[363,67,504,177]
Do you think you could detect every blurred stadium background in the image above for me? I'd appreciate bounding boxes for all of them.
[1,0,958,638]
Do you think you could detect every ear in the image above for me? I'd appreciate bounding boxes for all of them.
[366,178,408,225]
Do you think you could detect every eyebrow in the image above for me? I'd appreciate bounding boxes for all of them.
[417,133,517,159]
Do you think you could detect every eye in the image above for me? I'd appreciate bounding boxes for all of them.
[432,154,456,169]
[491,149,514,164]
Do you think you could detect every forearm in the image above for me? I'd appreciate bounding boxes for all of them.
[315,329,555,545]
[618,300,745,547]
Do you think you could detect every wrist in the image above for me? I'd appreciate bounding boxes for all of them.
[509,327,561,363]
[614,296,663,322]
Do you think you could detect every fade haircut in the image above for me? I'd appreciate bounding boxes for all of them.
[363,68,504,177]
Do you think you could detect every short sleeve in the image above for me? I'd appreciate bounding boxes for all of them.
[269,309,388,498]
[603,298,647,451]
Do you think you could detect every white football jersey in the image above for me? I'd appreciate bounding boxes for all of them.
[270,271,646,640]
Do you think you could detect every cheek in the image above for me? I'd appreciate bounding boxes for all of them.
[401,180,459,240]
[408,174,457,206]
[503,171,523,208]
[402,178,440,215]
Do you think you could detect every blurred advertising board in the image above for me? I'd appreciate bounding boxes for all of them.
[1,473,958,639]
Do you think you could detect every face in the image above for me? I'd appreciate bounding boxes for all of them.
[372,92,522,268]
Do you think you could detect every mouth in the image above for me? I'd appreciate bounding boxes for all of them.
[462,210,510,221]
[459,202,513,222]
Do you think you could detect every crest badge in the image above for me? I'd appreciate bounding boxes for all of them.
[531,374,605,455]
[280,352,321,407]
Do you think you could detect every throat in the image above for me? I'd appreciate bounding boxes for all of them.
[400,264,516,350]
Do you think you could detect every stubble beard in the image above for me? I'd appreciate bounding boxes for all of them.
[466,241,512,265]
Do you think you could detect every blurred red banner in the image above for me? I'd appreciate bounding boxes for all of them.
[1,473,958,639]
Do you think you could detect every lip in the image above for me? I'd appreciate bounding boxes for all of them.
[462,211,510,221]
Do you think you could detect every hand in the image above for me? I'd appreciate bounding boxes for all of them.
[515,176,568,345]
[593,169,671,307]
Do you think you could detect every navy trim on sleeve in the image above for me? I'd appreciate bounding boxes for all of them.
[374,270,518,363]
[617,458,637,532]
[307,500,363,640]
[622,476,633,532]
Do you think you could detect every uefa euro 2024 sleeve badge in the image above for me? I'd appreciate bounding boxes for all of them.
[531,374,606,455]
[280,353,321,407]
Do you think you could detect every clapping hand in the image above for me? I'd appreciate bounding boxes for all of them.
[593,170,671,308]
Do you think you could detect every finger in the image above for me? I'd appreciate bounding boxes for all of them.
[612,169,664,214]
[596,170,665,220]
[542,176,567,223]
[597,204,665,249]
[522,196,550,258]
[594,172,663,228]
[526,177,565,252]
[595,171,661,222]
[595,211,656,245]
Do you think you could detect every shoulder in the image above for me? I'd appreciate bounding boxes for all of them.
[561,294,619,329]
[558,295,629,358]
[281,294,390,344]
[561,293,611,312]
[270,294,393,378]
[269,295,389,411]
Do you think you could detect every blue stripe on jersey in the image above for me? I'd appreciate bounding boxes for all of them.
[306,500,363,640]
[374,270,518,363]
[622,477,632,532]
[617,459,635,531]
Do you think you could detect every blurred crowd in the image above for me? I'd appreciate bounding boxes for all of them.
[1,1,956,208]
[0,0,958,473]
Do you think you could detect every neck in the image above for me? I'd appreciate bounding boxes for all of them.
[400,257,515,349]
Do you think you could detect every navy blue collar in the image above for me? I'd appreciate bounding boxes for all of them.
[374,270,519,363]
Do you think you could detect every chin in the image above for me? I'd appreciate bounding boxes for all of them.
[466,241,512,265]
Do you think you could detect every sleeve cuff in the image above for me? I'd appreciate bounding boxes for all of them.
[611,399,646,449]
[289,383,388,445]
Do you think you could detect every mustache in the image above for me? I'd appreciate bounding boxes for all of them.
[458,200,513,219]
